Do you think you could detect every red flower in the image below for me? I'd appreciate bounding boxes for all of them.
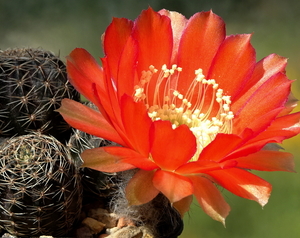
[58,8,300,224]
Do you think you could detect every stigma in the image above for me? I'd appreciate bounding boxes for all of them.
[133,64,234,161]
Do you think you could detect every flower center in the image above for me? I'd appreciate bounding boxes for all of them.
[133,64,234,161]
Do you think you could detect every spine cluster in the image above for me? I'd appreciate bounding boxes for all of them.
[0,134,82,236]
[0,48,80,142]
[0,48,82,236]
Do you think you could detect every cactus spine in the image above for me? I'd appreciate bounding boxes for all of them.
[67,128,117,201]
[0,133,82,236]
[0,48,80,142]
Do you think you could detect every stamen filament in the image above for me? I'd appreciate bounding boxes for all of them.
[133,65,234,161]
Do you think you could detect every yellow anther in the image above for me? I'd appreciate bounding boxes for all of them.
[223,104,230,112]
[213,83,219,89]
[163,71,170,78]
[193,109,200,116]
[170,104,176,109]
[134,88,144,98]
[195,68,203,75]
[162,64,167,71]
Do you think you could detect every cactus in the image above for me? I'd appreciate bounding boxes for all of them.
[0,133,82,237]
[67,128,118,202]
[0,48,80,142]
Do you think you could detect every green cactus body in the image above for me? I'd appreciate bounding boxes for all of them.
[0,133,82,236]
[0,48,80,142]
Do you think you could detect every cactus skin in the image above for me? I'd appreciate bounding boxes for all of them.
[0,48,80,142]
[0,133,82,237]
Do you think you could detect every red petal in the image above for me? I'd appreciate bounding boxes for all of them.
[57,99,125,145]
[116,36,138,100]
[120,95,152,157]
[207,168,272,206]
[260,112,300,140]
[81,147,136,173]
[189,175,230,225]
[226,137,278,161]
[233,72,292,134]
[241,107,283,136]
[207,34,256,99]
[152,170,193,203]
[67,48,105,104]
[132,8,173,105]
[100,57,121,119]
[233,54,287,111]
[150,120,197,170]
[176,159,237,174]
[177,10,225,92]
[235,113,300,157]
[133,7,173,72]
[237,150,295,172]
[103,18,138,100]
[103,146,158,171]
[125,170,159,205]
[103,17,134,81]
[172,195,193,217]
[198,133,243,162]
[158,9,188,63]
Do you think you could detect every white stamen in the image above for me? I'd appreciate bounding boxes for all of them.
[133,65,234,161]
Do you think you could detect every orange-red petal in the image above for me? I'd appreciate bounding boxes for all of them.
[176,159,237,174]
[116,36,138,100]
[103,17,134,81]
[189,175,230,225]
[158,9,188,63]
[256,112,300,141]
[67,48,104,104]
[236,150,295,172]
[150,120,197,170]
[57,99,125,145]
[248,108,283,134]
[152,170,193,203]
[207,168,272,206]
[125,170,159,205]
[232,53,288,111]
[81,147,136,173]
[207,34,256,99]
[103,146,158,171]
[233,73,292,134]
[99,57,121,123]
[132,8,173,105]
[177,10,225,92]
[133,7,173,72]
[120,95,152,157]
[198,133,243,162]
[172,195,193,217]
